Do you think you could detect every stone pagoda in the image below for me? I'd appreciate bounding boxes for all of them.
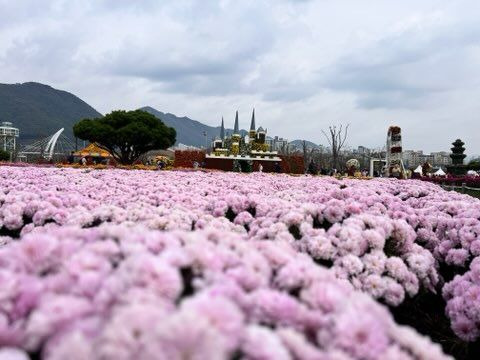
[447,139,468,175]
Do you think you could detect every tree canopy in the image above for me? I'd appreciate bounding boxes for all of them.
[73,110,176,164]
[469,157,480,166]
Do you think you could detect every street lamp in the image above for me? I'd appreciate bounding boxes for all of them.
[203,131,207,150]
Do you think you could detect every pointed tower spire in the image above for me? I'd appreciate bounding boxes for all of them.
[234,111,239,135]
[220,117,225,139]
[250,108,256,131]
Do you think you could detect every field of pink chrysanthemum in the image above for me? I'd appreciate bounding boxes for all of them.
[1,166,479,359]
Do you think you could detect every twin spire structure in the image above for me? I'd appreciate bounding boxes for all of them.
[234,111,240,135]
[212,108,269,154]
[250,109,256,131]
[219,108,258,139]
[220,117,225,140]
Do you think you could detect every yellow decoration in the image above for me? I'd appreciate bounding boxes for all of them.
[251,142,269,152]
[154,156,173,166]
[73,143,112,158]
[214,148,228,156]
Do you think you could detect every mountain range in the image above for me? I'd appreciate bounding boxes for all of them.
[140,106,250,148]
[289,139,321,150]
[0,82,317,149]
[0,82,101,143]
[141,107,322,150]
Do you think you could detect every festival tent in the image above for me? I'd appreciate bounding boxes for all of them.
[434,168,446,176]
[413,165,423,174]
[74,143,112,158]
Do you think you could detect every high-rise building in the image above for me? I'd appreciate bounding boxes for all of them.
[266,136,289,152]
[402,150,451,168]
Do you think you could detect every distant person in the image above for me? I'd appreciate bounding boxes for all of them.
[67,151,74,164]
[193,161,199,169]
[258,164,263,172]
[308,160,318,175]
[390,164,402,178]
[274,162,281,173]
[81,157,87,166]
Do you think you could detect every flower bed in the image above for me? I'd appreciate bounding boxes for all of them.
[0,162,56,168]
[56,163,165,171]
[420,176,480,188]
[2,168,480,358]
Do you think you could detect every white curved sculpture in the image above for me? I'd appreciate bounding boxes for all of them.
[17,128,74,162]
[44,128,64,160]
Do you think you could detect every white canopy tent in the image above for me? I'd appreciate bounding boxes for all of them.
[413,165,423,174]
[434,168,446,176]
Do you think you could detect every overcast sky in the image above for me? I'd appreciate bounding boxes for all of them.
[1,0,479,154]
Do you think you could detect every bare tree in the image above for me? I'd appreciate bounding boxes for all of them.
[302,140,309,169]
[280,142,290,155]
[322,124,350,170]
[311,146,329,171]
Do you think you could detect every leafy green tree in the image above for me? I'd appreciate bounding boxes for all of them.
[0,150,10,161]
[469,157,480,166]
[73,110,176,164]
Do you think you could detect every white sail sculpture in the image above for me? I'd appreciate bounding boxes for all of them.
[18,128,75,162]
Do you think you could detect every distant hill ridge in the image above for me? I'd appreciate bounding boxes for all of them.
[0,82,101,143]
[289,139,321,150]
[140,107,322,149]
[0,81,320,149]
[140,106,248,147]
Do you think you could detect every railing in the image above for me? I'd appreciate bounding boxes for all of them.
[206,153,281,161]
[0,128,19,136]
[440,183,480,198]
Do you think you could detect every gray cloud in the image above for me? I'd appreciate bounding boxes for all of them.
[322,16,480,109]
[92,1,279,97]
